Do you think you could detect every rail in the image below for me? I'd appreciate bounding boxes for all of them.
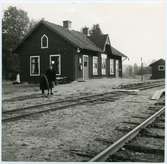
[89,106,165,162]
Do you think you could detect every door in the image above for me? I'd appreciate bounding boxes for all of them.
[77,55,83,81]
[115,60,119,77]
[83,55,89,80]
[101,54,107,76]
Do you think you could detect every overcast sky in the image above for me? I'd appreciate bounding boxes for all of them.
[2,0,165,65]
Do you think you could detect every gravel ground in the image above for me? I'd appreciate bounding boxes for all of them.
[2,79,164,161]
[2,78,159,111]
[3,78,146,100]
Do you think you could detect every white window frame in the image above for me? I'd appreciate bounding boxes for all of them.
[158,65,165,71]
[30,56,40,76]
[93,56,98,75]
[109,59,114,75]
[41,34,48,49]
[101,54,107,75]
[49,54,61,75]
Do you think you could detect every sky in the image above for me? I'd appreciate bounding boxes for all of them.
[2,0,166,66]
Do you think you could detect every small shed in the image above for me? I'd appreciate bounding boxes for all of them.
[149,59,165,79]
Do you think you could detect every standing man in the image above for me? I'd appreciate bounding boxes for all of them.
[46,64,56,95]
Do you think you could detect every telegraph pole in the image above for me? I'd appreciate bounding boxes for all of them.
[141,57,143,81]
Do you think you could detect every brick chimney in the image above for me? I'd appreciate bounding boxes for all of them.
[63,20,72,30]
[82,27,89,36]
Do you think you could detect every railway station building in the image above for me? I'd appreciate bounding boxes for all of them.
[149,59,165,79]
[14,20,127,83]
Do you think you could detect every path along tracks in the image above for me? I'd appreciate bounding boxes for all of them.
[2,80,165,122]
[88,98,165,162]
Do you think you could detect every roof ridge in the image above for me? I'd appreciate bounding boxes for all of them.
[45,20,103,49]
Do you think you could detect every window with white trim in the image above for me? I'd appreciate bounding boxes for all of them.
[50,55,61,75]
[110,59,114,75]
[158,65,165,71]
[101,54,107,75]
[41,34,48,48]
[30,56,40,76]
[93,56,98,75]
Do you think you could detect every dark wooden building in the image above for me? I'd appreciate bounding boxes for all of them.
[14,20,127,83]
[149,59,165,79]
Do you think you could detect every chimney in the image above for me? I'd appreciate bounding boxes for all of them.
[82,27,89,36]
[63,20,72,30]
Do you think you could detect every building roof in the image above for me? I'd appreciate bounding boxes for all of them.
[88,34,127,58]
[15,20,102,52]
[149,59,165,66]
[44,21,103,52]
[88,34,108,51]
[15,20,127,58]
[111,46,128,58]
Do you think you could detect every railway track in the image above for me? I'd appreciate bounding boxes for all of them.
[2,81,165,161]
[3,80,164,103]
[88,98,165,162]
[2,81,165,122]
[2,91,130,122]
[3,93,42,102]
[115,80,164,90]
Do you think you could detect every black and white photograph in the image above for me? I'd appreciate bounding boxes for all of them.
[1,0,165,162]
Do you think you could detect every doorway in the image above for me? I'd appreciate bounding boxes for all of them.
[115,60,119,77]
[83,55,89,80]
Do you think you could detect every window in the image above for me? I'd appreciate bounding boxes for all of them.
[41,34,48,48]
[158,65,165,71]
[110,59,114,75]
[50,55,61,75]
[30,56,40,76]
[93,56,98,75]
[101,54,107,75]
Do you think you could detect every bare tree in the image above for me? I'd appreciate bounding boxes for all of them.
[133,63,139,75]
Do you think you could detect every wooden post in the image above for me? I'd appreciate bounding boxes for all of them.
[141,57,143,81]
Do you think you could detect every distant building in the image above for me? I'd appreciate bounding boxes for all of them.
[14,20,127,83]
[149,59,165,79]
